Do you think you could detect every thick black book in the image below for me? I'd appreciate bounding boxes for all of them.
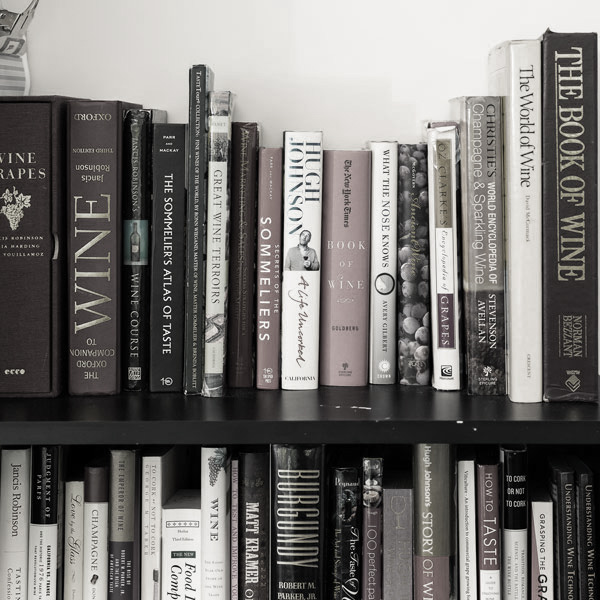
[149,123,187,392]
[184,64,215,394]
[122,108,166,391]
[67,99,141,395]
[0,96,74,397]
[271,444,325,600]
[541,29,598,402]
[239,449,270,600]
[329,467,361,600]
[227,122,260,388]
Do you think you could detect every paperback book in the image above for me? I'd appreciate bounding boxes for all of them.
[530,486,554,600]
[457,455,477,600]
[63,476,83,600]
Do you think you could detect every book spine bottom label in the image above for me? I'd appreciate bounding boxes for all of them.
[503,529,527,600]
[28,524,58,600]
[479,570,501,600]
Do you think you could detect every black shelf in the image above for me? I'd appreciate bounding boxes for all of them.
[0,387,598,445]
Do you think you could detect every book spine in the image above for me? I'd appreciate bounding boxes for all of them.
[413,443,453,600]
[149,123,187,392]
[230,456,239,600]
[67,100,126,395]
[122,108,152,391]
[271,444,325,600]
[368,141,397,384]
[427,124,462,390]
[530,497,554,600]
[573,464,596,600]
[108,449,140,600]
[457,97,506,395]
[255,147,283,389]
[541,31,598,401]
[83,464,109,600]
[457,458,477,600]
[239,451,270,600]
[476,462,501,600]
[201,447,231,600]
[202,91,234,397]
[330,467,361,600]
[227,122,259,388]
[362,458,383,600]
[487,40,543,403]
[0,447,31,600]
[397,143,431,386]
[501,445,528,600]
[28,445,61,600]
[382,479,412,600]
[280,131,324,390]
[184,64,214,395]
[63,479,84,600]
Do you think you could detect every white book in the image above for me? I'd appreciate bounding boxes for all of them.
[162,489,202,600]
[0,447,31,600]
[281,130,324,390]
[368,141,398,384]
[201,447,231,600]
[83,464,109,600]
[458,458,477,600]
[202,90,234,397]
[427,123,462,390]
[530,492,554,600]
[63,479,84,600]
[141,446,178,600]
[488,39,543,403]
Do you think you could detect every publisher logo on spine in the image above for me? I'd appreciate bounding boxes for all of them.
[441,365,453,378]
[565,371,581,392]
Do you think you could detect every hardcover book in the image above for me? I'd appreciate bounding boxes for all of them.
[149,123,187,392]
[500,445,528,600]
[541,29,598,402]
[227,122,259,388]
[457,456,477,600]
[271,444,325,600]
[488,38,543,404]
[362,458,383,600]
[255,147,283,389]
[161,489,202,600]
[231,455,239,600]
[63,477,83,600]
[122,108,166,391]
[280,131,324,390]
[0,447,31,600]
[184,64,214,395]
[67,99,140,395]
[367,141,397,384]
[413,443,454,600]
[452,96,506,395]
[427,123,462,390]
[382,471,412,600]
[0,97,72,397]
[202,91,234,397]
[320,149,371,386]
[530,486,554,600]
[329,467,361,600]
[397,143,431,386]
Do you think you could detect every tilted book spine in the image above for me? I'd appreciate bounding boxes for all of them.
[281,131,324,390]
[67,100,135,395]
[330,467,361,600]
[230,456,239,600]
[202,91,234,397]
[227,122,259,388]
[541,30,598,402]
[530,492,554,600]
[413,443,453,600]
[184,64,214,395]
[271,444,325,600]
[320,150,371,386]
[427,124,462,390]
[500,445,528,600]
[488,39,543,403]
[63,479,83,600]
[149,123,187,392]
[201,447,231,600]
[397,143,431,386]
[454,96,506,395]
[239,451,270,600]
[368,141,397,384]
[83,464,109,600]
[476,462,501,600]
[0,447,31,600]
[255,147,283,389]
[362,458,383,600]
[458,458,477,600]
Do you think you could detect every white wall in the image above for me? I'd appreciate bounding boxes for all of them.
[27,0,599,149]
